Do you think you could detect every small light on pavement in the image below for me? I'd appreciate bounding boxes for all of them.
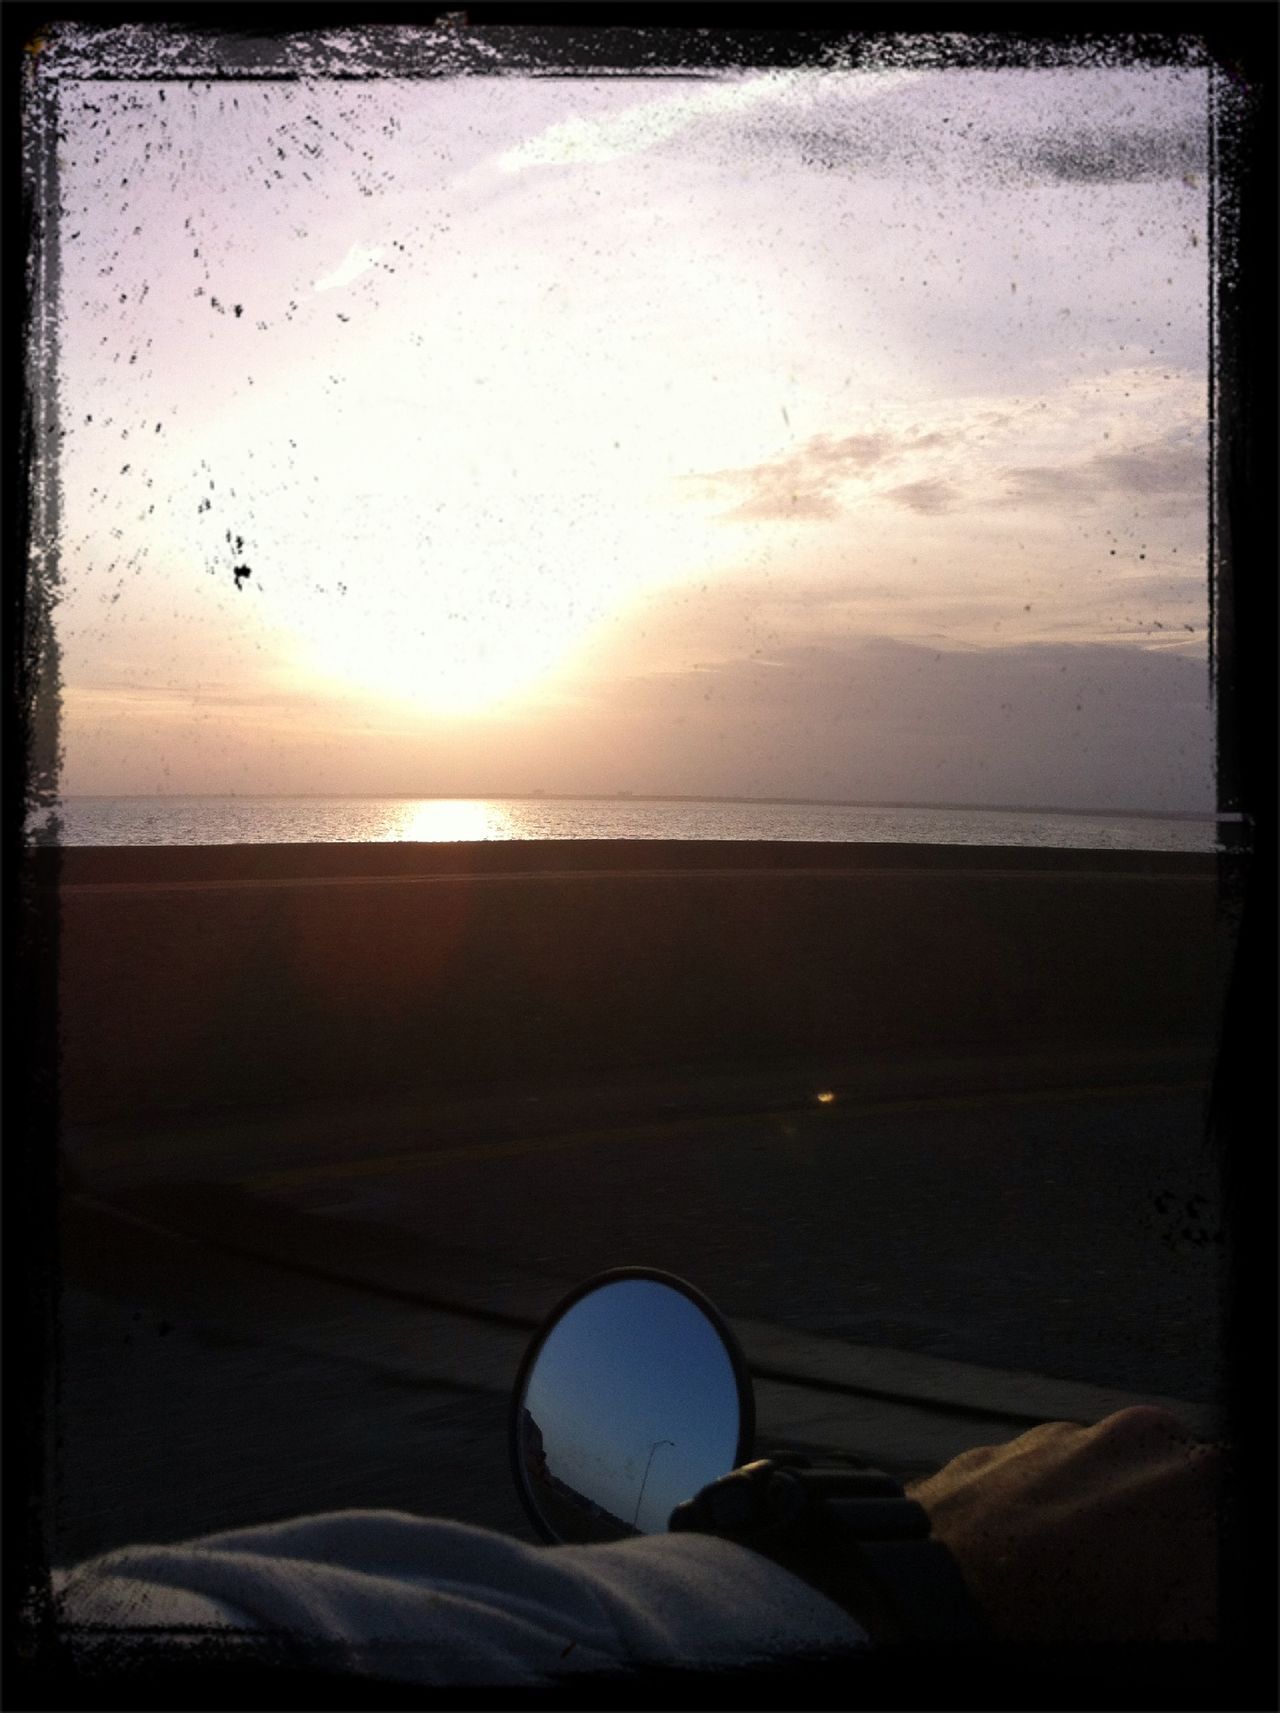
[816,1090,836,1105]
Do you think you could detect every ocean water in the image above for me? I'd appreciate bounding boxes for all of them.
[37,795,1221,852]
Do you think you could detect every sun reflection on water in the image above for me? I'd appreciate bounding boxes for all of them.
[392,799,521,842]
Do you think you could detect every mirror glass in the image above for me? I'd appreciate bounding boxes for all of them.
[515,1274,749,1543]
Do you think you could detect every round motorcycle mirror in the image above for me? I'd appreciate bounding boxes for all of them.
[510,1268,755,1544]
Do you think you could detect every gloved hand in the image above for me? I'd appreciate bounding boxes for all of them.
[906,1406,1220,1644]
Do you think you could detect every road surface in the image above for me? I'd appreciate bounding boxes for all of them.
[51,1061,1224,1567]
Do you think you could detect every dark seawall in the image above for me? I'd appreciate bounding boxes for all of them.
[47,842,1233,1126]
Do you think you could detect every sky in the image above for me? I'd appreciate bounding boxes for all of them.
[46,52,1215,810]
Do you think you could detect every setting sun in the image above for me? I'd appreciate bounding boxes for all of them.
[295,600,587,717]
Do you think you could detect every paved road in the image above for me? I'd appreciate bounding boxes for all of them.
[52,1066,1224,1568]
[239,1079,1223,1404]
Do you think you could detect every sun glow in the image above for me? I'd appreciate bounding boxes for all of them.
[393,799,520,841]
[298,602,587,717]
[275,473,721,717]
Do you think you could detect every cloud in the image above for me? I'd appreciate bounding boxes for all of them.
[999,466,1104,505]
[1021,124,1206,184]
[997,442,1206,511]
[494,64,1204,194]
[313,244,384,293]
[694,428,939,522]
[808,433,892,468]
[707,381,1206,535]
[498,75,795,170]
[64,679,340,720]
[586,634,1212,811]
[1106,570,1207,599]
[736,72,1207,190]
[1092,445,1207,496]
[881,478,959,516]
[727,488,843,523]
[497,69,921,171]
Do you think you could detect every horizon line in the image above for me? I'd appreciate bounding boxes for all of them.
[51,791,1222,822]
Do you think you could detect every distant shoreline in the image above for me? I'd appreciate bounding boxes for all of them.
[54,793,1220,823]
